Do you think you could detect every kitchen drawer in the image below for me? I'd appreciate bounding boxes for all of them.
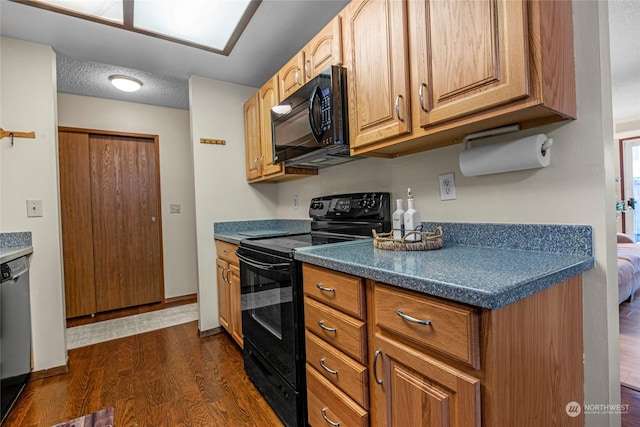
[305,296,367,364]
[307,364,368,427]
[215,240,239,265]
[303,264,365,319]
[374,283,480,369]
[305,331,369,409]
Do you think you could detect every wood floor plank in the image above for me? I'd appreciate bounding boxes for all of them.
[2,321,283,427]
[621,296,640,425]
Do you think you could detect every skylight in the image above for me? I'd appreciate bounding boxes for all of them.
[14,0,260,55]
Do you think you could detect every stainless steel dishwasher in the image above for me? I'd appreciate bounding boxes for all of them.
[1,256,31,423]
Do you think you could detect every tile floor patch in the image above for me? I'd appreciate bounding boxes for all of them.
[66,303,198,349]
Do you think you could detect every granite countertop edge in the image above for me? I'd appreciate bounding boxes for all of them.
[294,245,594,309]
[0,246,34,264]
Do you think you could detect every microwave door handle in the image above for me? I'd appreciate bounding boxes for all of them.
[308,85,325,143]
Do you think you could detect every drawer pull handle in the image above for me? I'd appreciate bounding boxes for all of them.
[396,310,432,326]
[319,358,338,375]
[321,408,340,426]
[373,349,383,385]
[318,320,337,333]
[316,283,335,293]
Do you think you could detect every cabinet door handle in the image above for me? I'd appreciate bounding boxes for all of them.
[318,320,337,333]
[396,309,432,326]
[221,267,228,283]
[225,268,231,283]
[419,83,429,112]
[321,408,340,426]
[259,156,264,171]
[305,60,311,79]
[254,158,258,171]
[395,94,405,122]
[295,69,301,85]
[319,358,338,375]
[373,349,383,385]
[316,283,335,293]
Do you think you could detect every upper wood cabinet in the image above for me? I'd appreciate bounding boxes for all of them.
[243,93,261,181]
[279,15,344,101]
[412,0,529,127]
[303,15,343,80]
[344,0,576,157]
[258,76,283,178]
[279,54,305,101]
[343,0,411,148]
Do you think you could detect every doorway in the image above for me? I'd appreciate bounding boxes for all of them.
[58,128,164,319]
[620,137,640,239]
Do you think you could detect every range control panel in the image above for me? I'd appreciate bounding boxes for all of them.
[309,192,390,220]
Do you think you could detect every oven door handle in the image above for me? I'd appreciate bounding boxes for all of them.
[235,251,291,271]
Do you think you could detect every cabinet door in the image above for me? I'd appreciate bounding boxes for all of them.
[412,0,529,127]
[258,76,284,177]
[303,15,343,80]
[243,93,261,181]
[229,263,243,348]
[279,53,305,100]
[372,334,480,427]
[344,0,411,148]
[216,258,231,332]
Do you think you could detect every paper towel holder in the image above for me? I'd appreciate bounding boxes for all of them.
[461,124,553,155]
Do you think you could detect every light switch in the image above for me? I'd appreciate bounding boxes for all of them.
[27,199,43,217]
[170,204,181,214]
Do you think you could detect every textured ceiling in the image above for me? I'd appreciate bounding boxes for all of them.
[1,0,638,119]
[56,54,190,109]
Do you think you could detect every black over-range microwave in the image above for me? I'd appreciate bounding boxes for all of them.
[271,65,357,169]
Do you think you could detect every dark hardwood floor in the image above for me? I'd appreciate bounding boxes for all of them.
[3,321,283,427]
[623,385,640,426]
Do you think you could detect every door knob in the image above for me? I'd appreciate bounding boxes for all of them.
[151,216,157,223]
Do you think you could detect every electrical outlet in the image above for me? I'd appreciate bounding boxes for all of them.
[170,204,181,214]
[439,173,457,201]
[26,199,43,217]
[293,194,299,210]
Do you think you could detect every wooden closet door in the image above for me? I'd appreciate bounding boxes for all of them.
[89,134,162,312]
[59,131,97,318]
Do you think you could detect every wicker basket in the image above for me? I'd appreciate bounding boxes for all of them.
[372,226,443,251]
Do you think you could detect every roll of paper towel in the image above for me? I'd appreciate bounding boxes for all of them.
[459,133,551,177]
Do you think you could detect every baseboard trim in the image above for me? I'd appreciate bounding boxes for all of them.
[30,362,69,380]
[166,293,197,304]
[199,326,223,338]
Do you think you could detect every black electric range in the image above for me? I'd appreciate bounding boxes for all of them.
[236,192,390,427]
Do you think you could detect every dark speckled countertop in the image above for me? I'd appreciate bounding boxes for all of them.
[0,232,33,264]
[294,239,593,309]
[215,220,594,310]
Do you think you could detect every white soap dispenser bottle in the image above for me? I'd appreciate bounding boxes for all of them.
[392,199,405,240]
[404,188,421,242]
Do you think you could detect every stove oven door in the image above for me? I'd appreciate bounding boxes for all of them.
[236,248,302,389]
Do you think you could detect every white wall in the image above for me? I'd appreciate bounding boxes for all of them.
[277,2,620,425]
[189,76,278,333]
[57,94,198,299]
[0,37,67,371]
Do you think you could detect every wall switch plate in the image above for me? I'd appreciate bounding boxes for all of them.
[293,194,299,210]
[26,199,43,217]
[169,204,181,214]
[439,173,457,201]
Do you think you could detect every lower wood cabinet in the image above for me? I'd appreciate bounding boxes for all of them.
[302,263,584,426]
[372,333,480,427]
[215,240,243,348]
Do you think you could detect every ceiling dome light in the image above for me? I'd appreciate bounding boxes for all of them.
[109,75,143,92]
